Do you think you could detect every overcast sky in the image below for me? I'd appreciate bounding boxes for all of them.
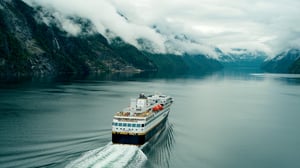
[24,0,300,57]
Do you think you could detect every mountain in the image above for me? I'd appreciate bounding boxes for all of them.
[182,54,223,73]
[0,0,222,76]
[219,48,268,68]
[111,38,223,74]
[261,48,300,73]
[289,58,300,73]
[0,0,147,75]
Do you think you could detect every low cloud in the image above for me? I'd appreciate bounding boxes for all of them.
[24,0,300,57]
[35,9,82,36]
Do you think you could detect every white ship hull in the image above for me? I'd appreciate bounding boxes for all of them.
[112,93,173,145]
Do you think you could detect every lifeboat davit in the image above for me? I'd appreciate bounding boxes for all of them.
[152,104,163,111]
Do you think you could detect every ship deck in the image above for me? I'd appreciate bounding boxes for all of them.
[114,109,153,118]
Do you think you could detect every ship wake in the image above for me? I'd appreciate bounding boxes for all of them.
[65,143,147,168]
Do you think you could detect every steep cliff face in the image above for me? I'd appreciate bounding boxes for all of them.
[0,0,147,75]
[0,0,223,76]
[289,57,300,73]
[261,48,300,73]
[0,0,49,75]
[219,49,267,68]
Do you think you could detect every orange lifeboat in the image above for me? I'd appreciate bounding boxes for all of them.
[158,104,163,110]
[152,104,163,111]
[152,105,159,111]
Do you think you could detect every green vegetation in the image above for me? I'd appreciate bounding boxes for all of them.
[182,54,223,73]
[0,0,223,76]
[145,53,187,73]
[0,9,31,75]
[289,58,300,73]
[110,37,157,71]
[262,49,300,74]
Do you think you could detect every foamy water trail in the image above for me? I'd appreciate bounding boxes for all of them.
[66,143,147,168]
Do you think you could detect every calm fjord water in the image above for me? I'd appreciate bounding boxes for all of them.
[1,70,300,168]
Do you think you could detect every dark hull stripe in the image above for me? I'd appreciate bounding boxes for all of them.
[112,114,169,145]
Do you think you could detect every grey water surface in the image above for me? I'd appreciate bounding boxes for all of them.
[1,70,300,168]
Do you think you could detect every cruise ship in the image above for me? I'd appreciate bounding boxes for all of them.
[112,93,173,145]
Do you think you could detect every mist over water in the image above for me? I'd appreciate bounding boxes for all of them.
[1,70,300,168]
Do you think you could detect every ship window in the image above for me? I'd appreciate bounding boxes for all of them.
[118,123,122,126]
[142,124,144,127]
[137,124,141,127]
[123,123,127,127]
[128,123,132,127]
[132,124,136,127]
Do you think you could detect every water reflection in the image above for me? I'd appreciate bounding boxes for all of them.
[142,121,175,168]
[0,71,215,88]
[2,68,300,86]
[251,73,300,85]
[1,68,300,168]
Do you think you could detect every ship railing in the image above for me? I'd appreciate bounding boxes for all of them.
[113,116,146,122]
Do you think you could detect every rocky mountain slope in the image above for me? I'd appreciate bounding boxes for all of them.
[219,48,268,68]
[289,58,300,73]
[0,0,151,75]
[0,0,223,76]
[261,48,300,73]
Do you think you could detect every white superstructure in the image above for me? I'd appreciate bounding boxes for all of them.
[112,93,173,145]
